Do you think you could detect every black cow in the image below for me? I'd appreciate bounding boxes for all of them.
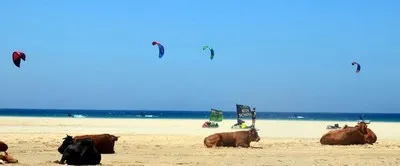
[59,138,101,165]
[58,134,119,154]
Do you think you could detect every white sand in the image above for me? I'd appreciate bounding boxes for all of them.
[0,117,399,166]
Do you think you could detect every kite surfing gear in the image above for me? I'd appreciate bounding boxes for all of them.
[352,61,361,74]
[12,51,26,68]
[152,41,165,58]
[202,46,215,60]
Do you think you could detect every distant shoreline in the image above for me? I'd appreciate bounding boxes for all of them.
[0,109,399,122]
[1,116,400,124]
[0,115,399,123]
[0,108,398,114]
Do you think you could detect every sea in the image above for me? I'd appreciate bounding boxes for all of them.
[0,108,400,122]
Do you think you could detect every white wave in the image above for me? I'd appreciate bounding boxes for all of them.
[289,115,304,119]
[71,114,87,118]
[136,114,157,118]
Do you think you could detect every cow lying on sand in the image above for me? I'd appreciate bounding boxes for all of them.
[0,141,7,152]
[320,122,377,145]
[0,141,18,164]
[0,152,18,164]
[204,128,260,148]
[58,138,101,165]
[58,134,119,154]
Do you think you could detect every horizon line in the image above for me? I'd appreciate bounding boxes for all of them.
[0,108,398,114]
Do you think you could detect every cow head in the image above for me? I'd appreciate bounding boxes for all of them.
[0,152,18,163]
[355,122,377,144]
[0,141,8,152]
[248,128,260,142]
[111,135,120,141]
[58,135,74,154]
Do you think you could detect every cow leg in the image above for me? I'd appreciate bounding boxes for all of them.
[59,153,69,164]
[215,140,224,147]
[235,141,250,148]
[204,134,222,148]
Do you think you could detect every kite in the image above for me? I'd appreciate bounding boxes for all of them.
[203,46,215,60]
[351,61,361,74]
[12,51,26,68]
[152,41,165,58]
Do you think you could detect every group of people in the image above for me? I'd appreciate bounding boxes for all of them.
[233,107,257,129]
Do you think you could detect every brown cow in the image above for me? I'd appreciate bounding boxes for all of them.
[58,134,119,154]
[0,141,8,152]
[204,128,260,148]
[320,122,377,145]
[0,152,18,164]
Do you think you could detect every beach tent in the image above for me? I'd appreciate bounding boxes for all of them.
[231,104,254,129]
[202,109,223,128]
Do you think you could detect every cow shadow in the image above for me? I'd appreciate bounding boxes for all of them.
[53,160,103,165]
[250,146,263,149]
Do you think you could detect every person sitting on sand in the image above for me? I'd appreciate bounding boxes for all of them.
[236,119,245,126]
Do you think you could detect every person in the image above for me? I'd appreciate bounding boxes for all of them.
[236,119,245,126]
[251,107,256,128]
[359,114,364,121]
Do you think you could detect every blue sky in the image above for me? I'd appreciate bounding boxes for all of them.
[0,0,399,112]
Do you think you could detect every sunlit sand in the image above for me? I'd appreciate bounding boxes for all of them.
[1,117,399,166]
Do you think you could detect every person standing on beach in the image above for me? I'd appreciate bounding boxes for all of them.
[251,108,256,128]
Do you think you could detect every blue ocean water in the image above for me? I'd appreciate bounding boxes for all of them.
[0,109,400,122]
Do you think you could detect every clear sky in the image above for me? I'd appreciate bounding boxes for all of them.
[0,0,399,112]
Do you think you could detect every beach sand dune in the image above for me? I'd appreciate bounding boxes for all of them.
[1,117,400,166]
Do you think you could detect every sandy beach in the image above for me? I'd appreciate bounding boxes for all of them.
[1,117,400,166]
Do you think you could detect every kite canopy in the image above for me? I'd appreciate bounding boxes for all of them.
[152,41,164,58]
[202,45,215,60]
[352,61,361,73]
[12,51,26,68]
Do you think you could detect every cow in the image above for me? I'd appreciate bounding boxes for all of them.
[0,152,18,164]
[320,122,377,145]
[58,138,101,165]
[58,134,119,154]
[204,128,260,148]
[0,141,8,152]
